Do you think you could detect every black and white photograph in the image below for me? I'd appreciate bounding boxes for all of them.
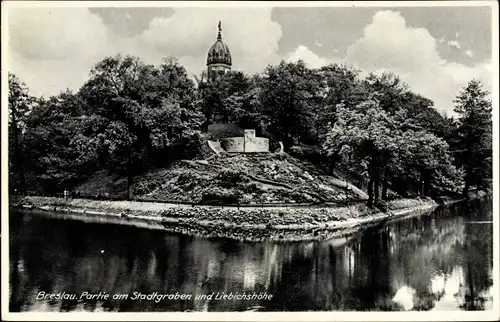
[2,1,498,320]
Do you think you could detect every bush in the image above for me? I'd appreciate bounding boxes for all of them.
[243,182,260,193]
[268,139,281,153]
[216,170,249,184]
[181,132,205,159]
[207,123,244,139]
[177,172,196,184]
[133,180,159,195]
[200,186,243,204]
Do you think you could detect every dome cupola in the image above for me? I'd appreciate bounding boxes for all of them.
[207,21,232,80]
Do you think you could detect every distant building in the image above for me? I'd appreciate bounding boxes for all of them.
[207,21,232,82]
[207,129,270,154]
[204,22,271,154]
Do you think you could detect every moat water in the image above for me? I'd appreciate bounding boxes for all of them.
[9,197,494,312]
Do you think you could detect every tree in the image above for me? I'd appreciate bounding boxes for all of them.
[397,130,463,197]
[23,91,88,192]
[195,70,259,130]
[224,87,264,131]
[316,63,365,143]
[323,98,398,207]
[142,57,203,160]
[452,80,492,195]
[75,55,203,198]
[260,60,323,146]
[144,57,197,111]
[364,72,409,116]
[8,73,34,192]
[77,55,153,198]
[323,95,462,204]
[399,92,455,140]
[196,73,225,130]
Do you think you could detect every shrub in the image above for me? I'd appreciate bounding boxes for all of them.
[207,123,244,139]
[182,132,205,159]
[243,182,260,193]
[200,187,242,204]
[216,170,249,184]
[177,172,196,185]
[133,181,159,195]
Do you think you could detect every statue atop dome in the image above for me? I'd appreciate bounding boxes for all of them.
[207,21,232,82]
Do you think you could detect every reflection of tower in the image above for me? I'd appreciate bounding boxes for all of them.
[207,21,232,82]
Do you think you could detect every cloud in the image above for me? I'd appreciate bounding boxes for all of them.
[285,45,332,68]
[8,8,114,97]
[346,11,443,72]
[8,8,109,62]
[447,40,461,50]
[8,7,282,97]
[139,8,282,75]
[8,7,492,116]
[345,10,492,114]
[315,41,323,47]
[465,49,474,58]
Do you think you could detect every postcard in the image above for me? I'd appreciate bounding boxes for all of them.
[2,1,498,321]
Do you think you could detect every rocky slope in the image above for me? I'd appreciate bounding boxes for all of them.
[76,153,368,204]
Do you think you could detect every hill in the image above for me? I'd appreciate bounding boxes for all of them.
[75,152,368,205]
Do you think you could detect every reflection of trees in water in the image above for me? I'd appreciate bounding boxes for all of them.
[9,199,493,312]
[262,200,492,311]
[10,217,279,312]
[389,199,493,311]
[9,213,28,312]
[10,213,83,312]
[459,199,493,310]
[385,208,466,303]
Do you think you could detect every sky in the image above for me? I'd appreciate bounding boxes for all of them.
[7,4,494,115]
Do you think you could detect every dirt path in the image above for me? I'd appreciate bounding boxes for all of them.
[13,197,439,242]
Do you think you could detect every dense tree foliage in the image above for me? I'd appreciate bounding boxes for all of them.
[260,60,325,145]
[324,99,398,206]
[451,80,493,195]
[8,56,492,204]
[22,92,87,192]
[8,74,35,191]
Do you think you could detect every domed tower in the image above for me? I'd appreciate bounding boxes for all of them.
[207,21,232,82]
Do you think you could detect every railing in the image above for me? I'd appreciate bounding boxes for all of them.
[10,190,368,209]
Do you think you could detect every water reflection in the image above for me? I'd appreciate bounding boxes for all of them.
[9,198,493,312]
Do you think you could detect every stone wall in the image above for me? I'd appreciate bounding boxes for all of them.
[207,140,224,154]
[221,137,245,152]
[216,129,270,153]
[244,130,257,152]
[244,129,269,152]
[220,137,269,153]
[251,137,269,153]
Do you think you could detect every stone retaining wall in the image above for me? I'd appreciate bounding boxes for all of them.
[207,140,224,154]
[220,137,269,153]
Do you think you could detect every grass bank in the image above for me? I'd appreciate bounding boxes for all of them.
[10,196,438,242]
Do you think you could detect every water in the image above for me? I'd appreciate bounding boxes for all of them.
[9,198,493,312]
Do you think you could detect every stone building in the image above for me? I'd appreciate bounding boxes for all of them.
[207,21,232,82]
[207,129,270,154]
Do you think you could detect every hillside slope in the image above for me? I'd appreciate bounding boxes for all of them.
[76,153,368,204]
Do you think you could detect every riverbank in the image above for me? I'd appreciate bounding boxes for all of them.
[10,196,442,242]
